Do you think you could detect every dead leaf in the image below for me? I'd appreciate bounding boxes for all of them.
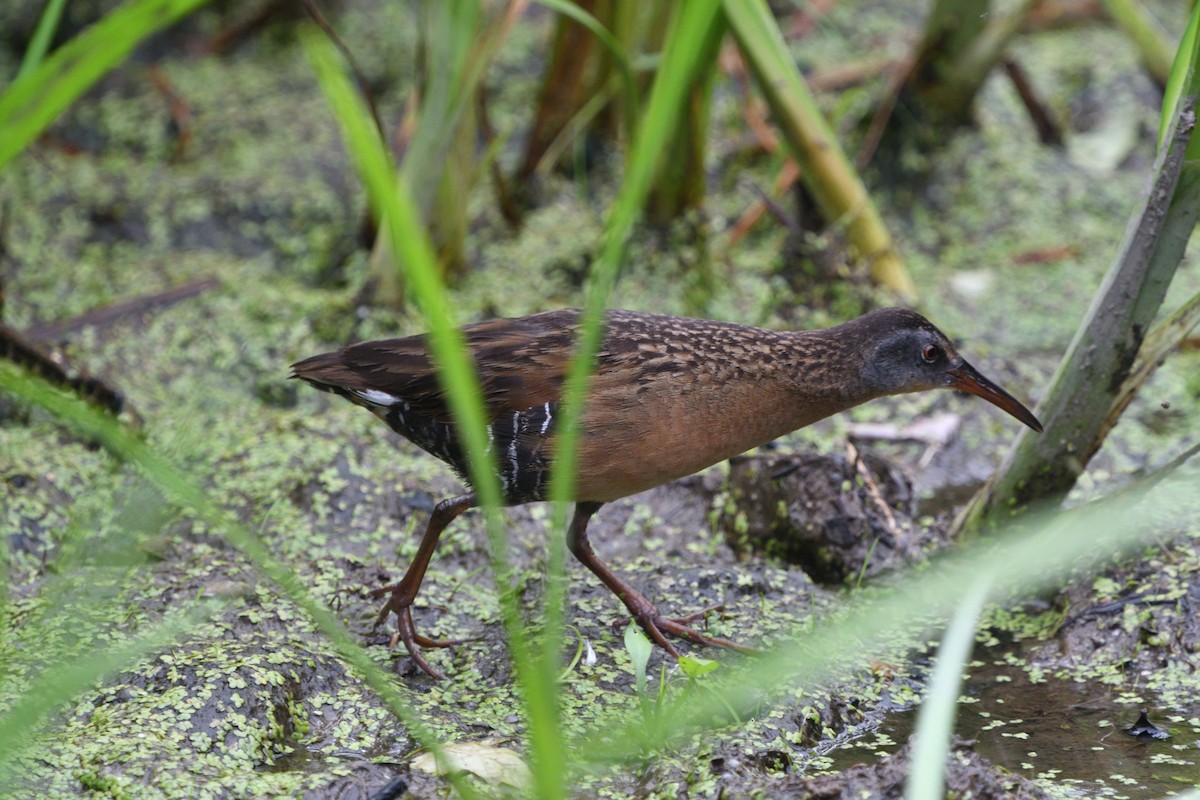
[412,740,533,789]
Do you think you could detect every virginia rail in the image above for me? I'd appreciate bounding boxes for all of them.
[292,307,1042,677]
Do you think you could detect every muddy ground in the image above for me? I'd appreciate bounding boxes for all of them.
[2,1,1199,798]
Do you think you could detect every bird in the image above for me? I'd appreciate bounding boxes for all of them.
[291,307,1042,678]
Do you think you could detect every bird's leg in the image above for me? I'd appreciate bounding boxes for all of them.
[663,603,728,626]
[566,502,754,657]
[369,493,475,678]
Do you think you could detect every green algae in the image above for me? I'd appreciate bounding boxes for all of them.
[1,0,1199,797]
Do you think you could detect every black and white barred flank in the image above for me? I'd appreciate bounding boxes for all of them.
[332,385,557,506]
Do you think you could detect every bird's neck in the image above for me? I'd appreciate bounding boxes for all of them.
[774,327,877,418]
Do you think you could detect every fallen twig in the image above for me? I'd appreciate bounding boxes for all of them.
[25,277,218,341]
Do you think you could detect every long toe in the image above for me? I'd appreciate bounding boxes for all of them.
[369,581,408,628]
[411,631,470,649]
[396,607,447,679]
[664,603,726,627]
[370,586,459,679]
[652,616,757,654]
[620,602,755,656]
[368,581,403,599]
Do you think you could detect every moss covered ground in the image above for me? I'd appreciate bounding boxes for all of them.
[1,1,1198,797]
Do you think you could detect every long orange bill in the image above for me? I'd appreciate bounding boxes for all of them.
[947,362,1043,433]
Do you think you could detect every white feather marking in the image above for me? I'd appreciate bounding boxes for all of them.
[355,389,401,406]
[540,402,553,435]
[509,412,521,476]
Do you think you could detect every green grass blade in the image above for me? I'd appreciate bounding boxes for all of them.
[0,362,482,800]
[956,61,1200,534]
[575,467,1192,765]
[16,0,68,79]
[0,0,211,171]
[540,3,723,787]
[1158,1,1200,153]
[302,28,560,799]
[398,0,480,206]
[1101,0,1175,87]
[546,0,723,521]
[532,0,639,130]
[722,0,916,300]
[905,577,991,800]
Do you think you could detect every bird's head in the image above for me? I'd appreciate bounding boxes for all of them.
[850,308,1043,432]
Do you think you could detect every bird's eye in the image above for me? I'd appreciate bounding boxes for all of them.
[922,344,941,363]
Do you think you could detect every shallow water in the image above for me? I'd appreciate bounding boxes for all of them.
[876,649,1200,798]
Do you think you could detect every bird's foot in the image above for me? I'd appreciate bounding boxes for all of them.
[618,600,757,657]
[368,581,467,679]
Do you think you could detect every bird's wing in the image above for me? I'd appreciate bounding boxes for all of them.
[300,309,582,423]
